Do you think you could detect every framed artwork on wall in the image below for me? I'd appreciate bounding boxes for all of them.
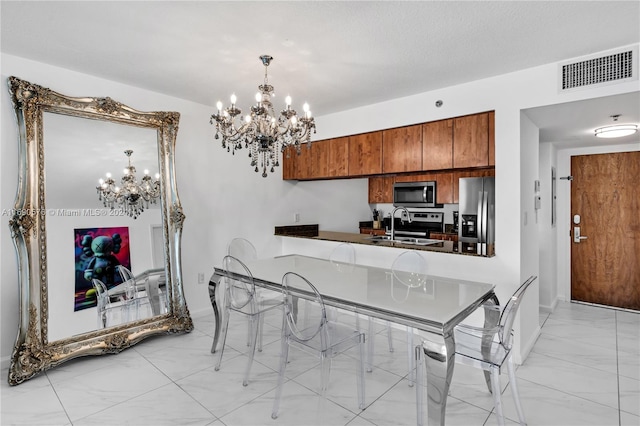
[74,226,131,311]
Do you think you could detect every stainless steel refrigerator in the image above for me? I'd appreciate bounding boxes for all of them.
[458,176,495,256]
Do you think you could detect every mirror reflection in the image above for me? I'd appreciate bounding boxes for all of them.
[43,113,167,341]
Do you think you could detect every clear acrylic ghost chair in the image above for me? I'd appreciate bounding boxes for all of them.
[388,250,428,387]
[215,255,284,386]
[144,272,168,316]
[116,265,149,321]
[212,237,281,353]
[329,243,395,369]
[227,237,258,262]
[92,278,126,328]
[416,276,537,426]
[272,272,366,419]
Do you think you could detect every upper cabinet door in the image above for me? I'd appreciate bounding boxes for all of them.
[488,111,495,166]
[453,113,490,168]
[382,124,422,173]
[328,137,349,177]
[311,140,330,178]
[349,131,383,176]
[282,145,297,180]
[422,119,453,170]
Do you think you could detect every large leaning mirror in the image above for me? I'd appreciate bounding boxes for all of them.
[7,77,193,385]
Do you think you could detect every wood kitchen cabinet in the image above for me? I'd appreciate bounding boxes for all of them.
[488,111,495,166]
[281,145,297,180]
[431,232,459,242]
[282,137,348,180]
[382,124,422,173]
[453,112,490,168]
[368,175,394,203]
[422,119,453,170]
[327,136,349,177]
[349,131,383,176]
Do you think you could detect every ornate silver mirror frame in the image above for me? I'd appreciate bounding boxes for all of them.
[7,76,193,385]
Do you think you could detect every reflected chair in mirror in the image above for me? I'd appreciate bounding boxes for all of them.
[272,272,366,419]
[116,265,150,321]
[145,272,168,316]
[416,276,537,426]
[92,279,126,328]
[388,250,428,387]
[215,255,285,386]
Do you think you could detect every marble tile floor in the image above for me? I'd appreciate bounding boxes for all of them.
[1,301,638,426]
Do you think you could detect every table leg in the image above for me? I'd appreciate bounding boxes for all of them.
[481,294,501,392]
[208,273,222,353]
[420,332,455,426]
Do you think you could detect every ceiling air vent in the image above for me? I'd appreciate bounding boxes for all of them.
[559,47,637,92]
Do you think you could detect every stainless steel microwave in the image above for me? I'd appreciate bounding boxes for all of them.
[393,181,438,208]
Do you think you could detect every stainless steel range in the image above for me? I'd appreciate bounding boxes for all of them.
[392,211,444,238]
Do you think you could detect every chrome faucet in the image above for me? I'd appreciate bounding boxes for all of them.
[390,206,412,241]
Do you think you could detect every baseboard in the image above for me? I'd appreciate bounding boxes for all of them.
[1,355,11,372]
[515,324,541,365]
[539,296,560,313]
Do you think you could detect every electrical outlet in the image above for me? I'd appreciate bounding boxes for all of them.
[294,212,300,223]
[197,272,205,284]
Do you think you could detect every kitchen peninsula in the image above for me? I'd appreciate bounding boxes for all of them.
[275,228,493,257]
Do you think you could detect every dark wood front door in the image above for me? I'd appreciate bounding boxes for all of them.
[571,151,640,310]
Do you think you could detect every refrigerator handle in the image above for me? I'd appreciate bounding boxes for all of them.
[477,191,483,241]
[480,191,488,243]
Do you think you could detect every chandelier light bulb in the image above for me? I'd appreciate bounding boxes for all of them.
[123,168,129,175]
[303,103,309,112]
[114,187,120,193]
[155,173,160,179]
[209,54,316,177]
[144,169,149,175]
[216,101,223,112]
[105,172,112,178]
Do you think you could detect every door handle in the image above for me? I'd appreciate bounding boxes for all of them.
[573,226,588,243]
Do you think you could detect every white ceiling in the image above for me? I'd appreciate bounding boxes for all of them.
[2,1,639,146]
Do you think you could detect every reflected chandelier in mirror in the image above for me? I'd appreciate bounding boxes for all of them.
[6,76,193,385]
[96,149,161,218]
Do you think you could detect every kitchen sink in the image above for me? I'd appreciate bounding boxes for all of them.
[364,235,393,242]
[393,237,442,246]
[364,235,442,246]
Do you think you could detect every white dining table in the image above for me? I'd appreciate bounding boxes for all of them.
[208,254,499,426]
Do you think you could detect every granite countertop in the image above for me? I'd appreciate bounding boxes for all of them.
[283,230,486,256]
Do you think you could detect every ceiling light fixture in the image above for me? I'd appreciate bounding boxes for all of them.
[96,150,161,219]
[210,55,316,177]
[594,115,638,138]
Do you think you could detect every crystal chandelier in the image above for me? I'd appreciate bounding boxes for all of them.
[210,55,316,177]
[96,150,161,219]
